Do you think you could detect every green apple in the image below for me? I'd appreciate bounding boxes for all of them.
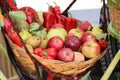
[46,28,67,41]
[57,28,67,36]
[68,28,84,38]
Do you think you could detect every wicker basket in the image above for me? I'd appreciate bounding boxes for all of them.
[5,35,36,75]
[4,29,108,79]
[1,0,108,80]
[109,0,120,32]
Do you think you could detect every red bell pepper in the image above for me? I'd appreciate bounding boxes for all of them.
[53,2,63,24]
[33,47,57,80]
[43,12,55,31]
[63,16,77,32]
[39,47,57,59]
[98,39,107,50]
[7,28,23,47]
[7,0,18,11]
[19,7,42,26]
[33,48,42,55]
[24,8,33,24]
[47,74,55,80]
[3,16,12,33]
[47,3,54,13]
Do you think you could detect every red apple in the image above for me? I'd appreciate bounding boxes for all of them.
[79,21,92,32]
[81,41,101,58]
[47,36,64,51]
[64,35,81,51]
[81,33,96,43]
[57,48,74,62]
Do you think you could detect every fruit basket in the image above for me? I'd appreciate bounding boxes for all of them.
[109,0,120,32]
[0,0,108,80]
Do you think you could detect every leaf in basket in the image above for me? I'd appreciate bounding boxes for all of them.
[96,33,107,40]
[108,22,120,39]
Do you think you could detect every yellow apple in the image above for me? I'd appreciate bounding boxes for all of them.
[81,41,100,58]
[74,51,85,62]
[68,28,84,38]
[91,26,103,36]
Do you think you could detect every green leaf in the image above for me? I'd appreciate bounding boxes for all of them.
[101,50,120,80]
[108,22,120,39]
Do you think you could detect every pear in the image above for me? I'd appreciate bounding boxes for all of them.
[91,26,103,36]
[39,38,48,49]
[29,22,40,32]
[37,11,44,25]
[19,29,32,42]
[25,36,41,48]
[15,19,29,31]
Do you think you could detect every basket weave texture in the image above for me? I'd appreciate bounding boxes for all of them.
[32,48,107,76]
[5,35,36,75]
[109,0,120,32]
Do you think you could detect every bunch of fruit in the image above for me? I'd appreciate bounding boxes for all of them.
[2,4,107,63]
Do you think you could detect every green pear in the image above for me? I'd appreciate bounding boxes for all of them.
[91,26,103,36]
[30,28,47,38]
[37,11,44,25]
[9,11,27,21]
[19,29,32,41]
[15,19,29,31]
[29,22,40,32]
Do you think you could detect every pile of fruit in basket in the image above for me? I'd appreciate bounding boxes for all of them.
[2,3,107,63]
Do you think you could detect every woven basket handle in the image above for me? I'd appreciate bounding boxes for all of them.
[102,0,108,40]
